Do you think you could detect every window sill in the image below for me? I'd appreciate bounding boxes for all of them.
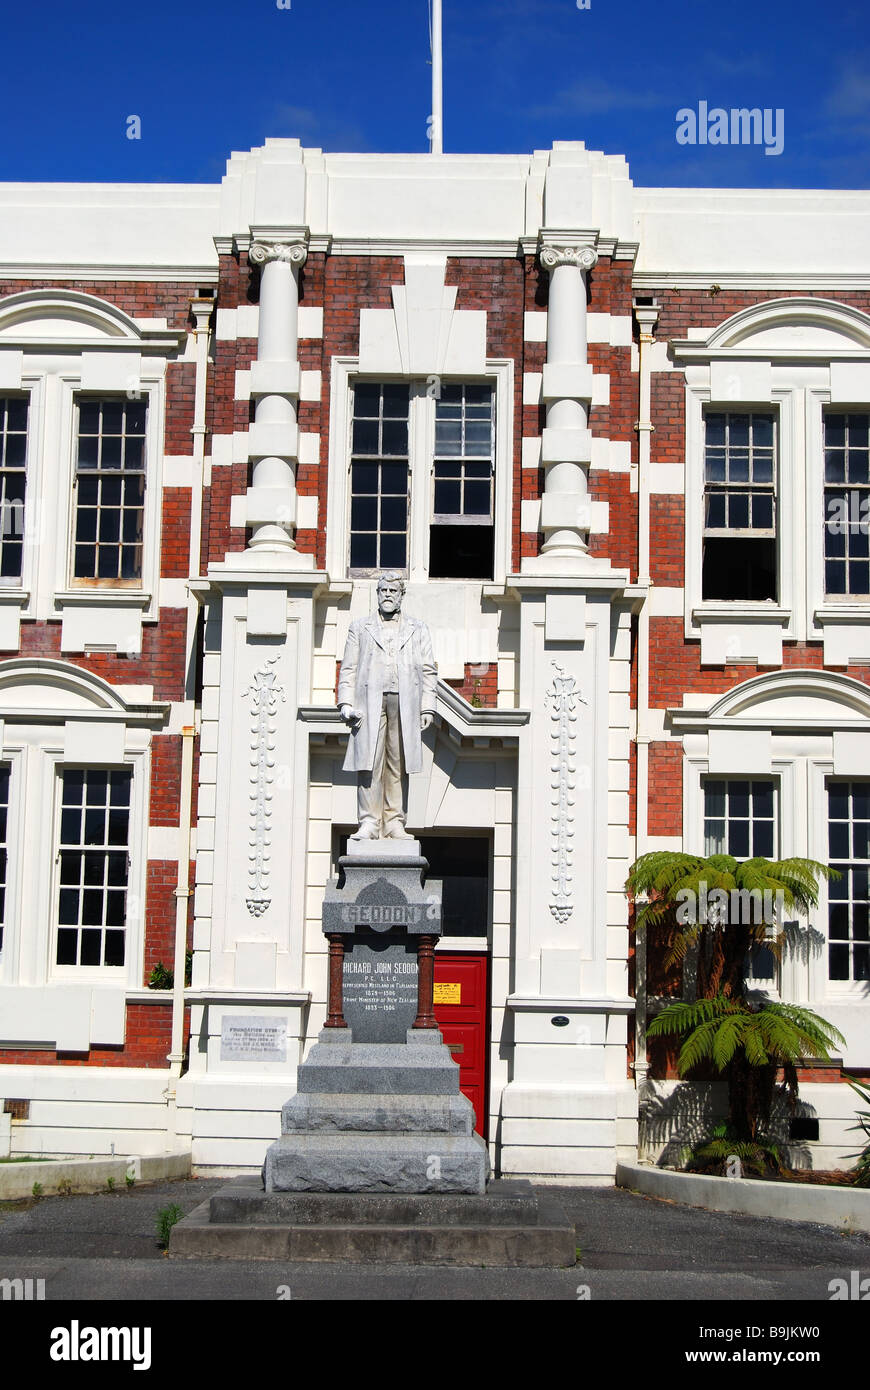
[813,606,870,665]
[54,590,151,611]
[690,604,791,666]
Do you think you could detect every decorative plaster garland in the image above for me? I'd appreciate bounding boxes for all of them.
[545,661,585,923]
[243,655,285,917]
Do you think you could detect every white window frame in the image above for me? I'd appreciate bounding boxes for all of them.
[679,685,870,1008]
[808,760,870,1001]
[685,750,792,998]
[0,289,182,632]
[0,660,163,996]
[0,748,24,987]
[807,388,870,636]
[326,358,514,584]
[53,372,165,619]
[684,380,795,642]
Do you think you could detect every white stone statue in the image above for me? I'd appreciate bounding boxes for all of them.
[338,573,437,840]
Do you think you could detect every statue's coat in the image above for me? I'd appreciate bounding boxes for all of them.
[337,614,437,774]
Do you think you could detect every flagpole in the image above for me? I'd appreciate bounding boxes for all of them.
[430,0,443,153]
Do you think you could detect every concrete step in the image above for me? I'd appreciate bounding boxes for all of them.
[169,1179,577,1267]
[210,1178,539,1226]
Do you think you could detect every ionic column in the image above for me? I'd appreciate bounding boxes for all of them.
[247,238,308,554]
[537,238,598,564]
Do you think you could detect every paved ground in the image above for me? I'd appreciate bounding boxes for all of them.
[0,1176,868,1300]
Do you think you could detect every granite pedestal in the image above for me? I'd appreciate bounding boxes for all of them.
[263,839,489,1196]
[169,841,576,1261]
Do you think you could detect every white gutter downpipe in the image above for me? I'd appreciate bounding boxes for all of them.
[166,295,212,1114]
[632,299,659,1156]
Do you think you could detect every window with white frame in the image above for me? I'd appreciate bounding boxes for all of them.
[824,412,870,597]
[704,777,777,979]
[703,777,776,859]
[0,396,28,584]
[56,767,131,969]
[702,411,777,602]
[827,780,870,983]
[430,383,495,580]
[0,763,9,956]
[342,375,504,583]
[72,397,147,583]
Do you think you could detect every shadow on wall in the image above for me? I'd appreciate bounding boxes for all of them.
[640,1080,814,1171]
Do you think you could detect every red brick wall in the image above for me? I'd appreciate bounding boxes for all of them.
[648,742,684,836]
[445,662,498,708]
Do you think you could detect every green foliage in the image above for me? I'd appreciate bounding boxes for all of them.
[648,993,845,1143]
[31,1181,43,1198]
[687,1123,785,1178]
[148,951,193,990]
[125,1172,135,1189]
[148,961,173,990]
[106,1176,116,1191]
[57,1177,73,1197]
[629,849,844,1157]
[844,1075,870,1187]
[648,995,844,1075]
[155,1203,184,1247]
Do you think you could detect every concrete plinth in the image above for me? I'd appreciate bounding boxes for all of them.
[169,1177,577,1266]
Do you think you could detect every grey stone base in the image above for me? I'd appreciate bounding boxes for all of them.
[282,1092,474,1134]
[264,1132,489,1194]
[169,1177,577,1266]
[264,1029,488,1196]
[295,1036,462,1095]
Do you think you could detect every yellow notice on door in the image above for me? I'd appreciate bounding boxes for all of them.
[434,982,461,1004]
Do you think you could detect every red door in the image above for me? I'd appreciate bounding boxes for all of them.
[433,952,489,1140]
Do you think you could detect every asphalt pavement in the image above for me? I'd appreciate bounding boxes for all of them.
[1,1175,868,1301]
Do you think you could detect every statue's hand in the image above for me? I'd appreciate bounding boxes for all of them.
[340,704,363,729]
[420,713,433,732]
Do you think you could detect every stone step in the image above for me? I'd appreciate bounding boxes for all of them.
[169,1181,577,1267]
[210,1178,539,1226]
[263,1131,489,1194]
[281,1092,474,1135]
[297,1040,462,1096]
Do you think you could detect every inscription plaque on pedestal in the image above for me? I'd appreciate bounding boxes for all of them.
[342,935,420,1043]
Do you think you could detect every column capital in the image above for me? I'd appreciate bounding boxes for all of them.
[249,240,308,268]
[539,243,599,272]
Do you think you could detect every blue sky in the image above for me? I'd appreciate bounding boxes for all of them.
[3,0,868,187]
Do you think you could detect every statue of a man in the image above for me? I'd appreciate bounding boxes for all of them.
[338,573,437,840]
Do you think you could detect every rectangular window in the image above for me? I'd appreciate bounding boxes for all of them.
[56,768,131,968]
[73,398,146,582]
[0,396,28,583]
[0,765,9,956]
[704,778,777,979]
[824,412,870,596]
[702,411,777,601]
[827,781,869,983]
[349,383,409,574]
[704,778,776,859]
[429,384,495,580]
